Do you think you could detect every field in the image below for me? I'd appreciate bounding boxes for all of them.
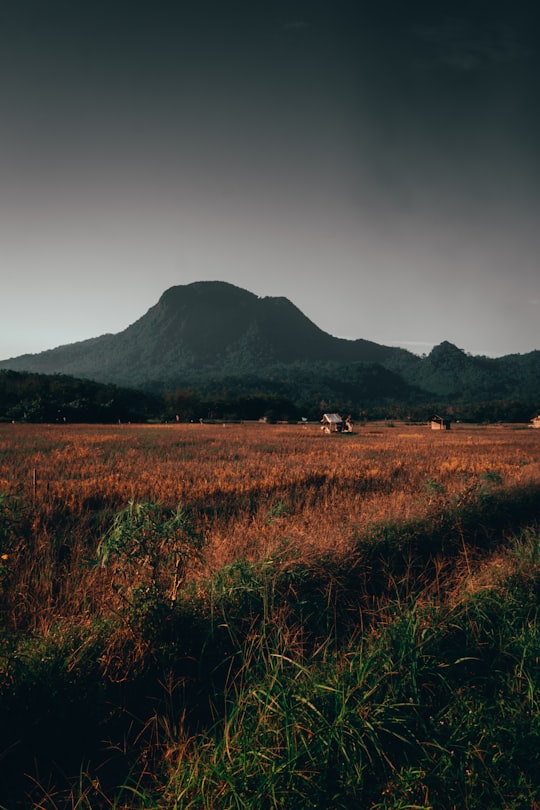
[1,421,540,808]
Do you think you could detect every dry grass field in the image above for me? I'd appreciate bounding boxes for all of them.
[1,421,540,626]
[2,420,539,563]
[1,420,540,808]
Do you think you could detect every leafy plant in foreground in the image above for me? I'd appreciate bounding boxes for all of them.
[97,500,202,618]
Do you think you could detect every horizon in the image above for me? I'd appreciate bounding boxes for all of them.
[1,1,539,360]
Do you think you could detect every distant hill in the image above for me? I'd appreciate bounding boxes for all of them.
[0,281,410,386]
[1,281,539,409]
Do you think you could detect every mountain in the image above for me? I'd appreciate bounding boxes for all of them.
[1,281,539,408]
[0,281,411,387]
[405,341,540,401]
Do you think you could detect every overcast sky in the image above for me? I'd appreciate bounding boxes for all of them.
[1,0,539,360]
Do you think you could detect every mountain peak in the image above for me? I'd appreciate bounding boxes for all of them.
[428,341,467,361]
[159,280,257,306]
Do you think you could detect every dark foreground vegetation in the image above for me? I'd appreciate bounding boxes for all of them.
[1,423,540,808]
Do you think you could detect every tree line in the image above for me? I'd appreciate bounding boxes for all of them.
[1,370,538,425]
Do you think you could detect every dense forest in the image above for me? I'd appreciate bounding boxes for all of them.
[0,370,160,424]
[1,368,538,425]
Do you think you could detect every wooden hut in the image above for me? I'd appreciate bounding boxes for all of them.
[321,413,353,433]
[429,415,451,430]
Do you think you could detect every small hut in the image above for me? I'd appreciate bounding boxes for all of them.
[321,413,353,434]
[529,415,540,429]
[429,415,451,431]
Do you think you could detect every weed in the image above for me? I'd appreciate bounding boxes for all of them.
[97,500,202,611]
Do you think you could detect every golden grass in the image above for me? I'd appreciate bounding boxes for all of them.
[2,421,540,582]
[0,421,538,626]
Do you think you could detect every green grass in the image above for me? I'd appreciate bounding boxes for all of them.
[159,537,540,809]
[1,488,540,808]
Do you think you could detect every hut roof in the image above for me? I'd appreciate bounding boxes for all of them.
[322,413,343,424]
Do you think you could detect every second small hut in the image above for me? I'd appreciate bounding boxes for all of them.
[429,415,451,430]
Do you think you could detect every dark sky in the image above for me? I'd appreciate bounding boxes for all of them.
[1,0,539,359]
